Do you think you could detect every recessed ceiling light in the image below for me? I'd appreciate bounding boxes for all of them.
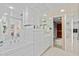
[60,9,65,12]
[9,6,14,10]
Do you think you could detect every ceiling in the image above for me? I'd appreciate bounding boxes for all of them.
[0,3,79,18]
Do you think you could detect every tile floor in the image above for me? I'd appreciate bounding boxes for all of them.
[42,47,78,56]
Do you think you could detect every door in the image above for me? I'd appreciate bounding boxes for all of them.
[57,23,62,38]
[53,16,65,49]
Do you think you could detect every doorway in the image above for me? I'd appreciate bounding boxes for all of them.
[53,16,64,49]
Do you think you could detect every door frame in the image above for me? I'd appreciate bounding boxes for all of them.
[52,15,66,50]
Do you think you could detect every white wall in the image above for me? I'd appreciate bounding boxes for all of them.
[65,14,73,52]
[28,6,53,55]
[65,12,79,54]
[0,4,53,56]
[0,3,79,56]
[73,14,79,54]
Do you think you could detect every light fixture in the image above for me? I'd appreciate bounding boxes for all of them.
[9,6,14,10]
[60,9,65,12]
